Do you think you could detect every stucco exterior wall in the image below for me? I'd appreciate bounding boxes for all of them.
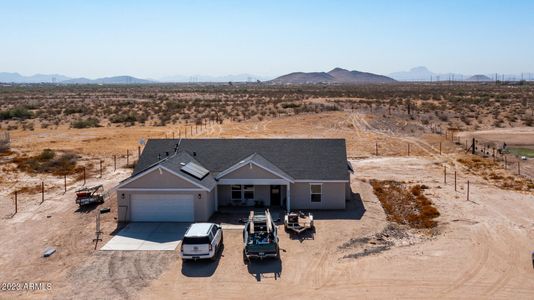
[290,182,346,210]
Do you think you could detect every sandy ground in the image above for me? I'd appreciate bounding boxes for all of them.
[457,127,534,178]
[1,111,534,299]
[133,156,534,299]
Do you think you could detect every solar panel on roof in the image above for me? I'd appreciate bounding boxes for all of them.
[181,162,209,180]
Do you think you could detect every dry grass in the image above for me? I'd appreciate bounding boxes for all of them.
[457,155,533,191]
[370,180,440,229]
[12,149,82,176]
[14,185,43,195]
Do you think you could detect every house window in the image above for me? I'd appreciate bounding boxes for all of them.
[231,185,242,200]
[310,184,322,202]
[243,185,254,200]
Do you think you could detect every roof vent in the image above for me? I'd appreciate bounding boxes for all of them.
[166,151,169,156]
[193,151,197,156]
[180,162,186,166]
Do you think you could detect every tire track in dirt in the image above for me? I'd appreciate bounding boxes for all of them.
[437,227,490,296]
[482,231,519,296]
[107,252,130,300]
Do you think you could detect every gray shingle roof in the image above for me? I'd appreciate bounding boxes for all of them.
[133,139,349,181]
[160,151,216,190]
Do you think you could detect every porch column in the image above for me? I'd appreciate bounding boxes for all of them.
[287,183,291,211]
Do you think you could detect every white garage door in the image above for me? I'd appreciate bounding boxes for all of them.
[130,193,194,222]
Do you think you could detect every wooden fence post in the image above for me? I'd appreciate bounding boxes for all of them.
[14,191,17,214]
[518,161,521,175]
[407,143,410,156]
[375,142,378,156]
[83,167,86,185]
[126,150,130,166]
[444,166,447,184]
[99,160,103,177]
[439,142,442,155]
[467,180,470,201]
[41,181,44,204]
[454,171,457,191]
[64,174,67,192]
[138,146,141,159]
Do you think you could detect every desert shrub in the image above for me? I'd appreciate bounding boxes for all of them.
[0,107,33,120]
[281,102,300,109]
[38,148,56,160]
[14,149,80,175]
[71,118,100,128]
[63,107,85,115]
[109,113,137,124]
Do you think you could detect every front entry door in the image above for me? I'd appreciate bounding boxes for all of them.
[270,185,281,206]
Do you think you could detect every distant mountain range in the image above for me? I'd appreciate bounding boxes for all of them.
[389,66,533,82]
[270,68,396,84]
[0,72,270,84]
[62,76,153,84]
[159,73,271,83]
[0,72,153,84]
[0,72,71,83]
[1,68,532,84]
[465,74,492,82]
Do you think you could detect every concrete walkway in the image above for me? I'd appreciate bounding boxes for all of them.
[101,222,189,251]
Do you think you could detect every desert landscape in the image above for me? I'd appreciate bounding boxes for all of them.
[0,83,533,299]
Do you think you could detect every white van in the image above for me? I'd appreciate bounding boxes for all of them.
[180,223,223,261]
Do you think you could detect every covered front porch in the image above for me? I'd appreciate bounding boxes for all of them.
[216,181,291,210]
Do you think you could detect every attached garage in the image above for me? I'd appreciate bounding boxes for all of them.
[130,193,194,222]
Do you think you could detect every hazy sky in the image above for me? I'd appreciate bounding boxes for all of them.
[1,0,533,78]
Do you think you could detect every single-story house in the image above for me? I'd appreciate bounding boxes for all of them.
[116,138,352,222]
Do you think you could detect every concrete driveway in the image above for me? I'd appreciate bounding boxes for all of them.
[101,222,189,251]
